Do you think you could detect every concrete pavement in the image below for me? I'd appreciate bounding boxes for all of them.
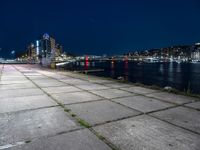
[0,64,200,150]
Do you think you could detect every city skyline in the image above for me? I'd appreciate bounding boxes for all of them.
[5,33,200,61]
[0,0,200,57]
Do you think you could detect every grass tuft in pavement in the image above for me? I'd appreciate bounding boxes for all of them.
[25,140,31,143]
[71,113,76,117]
[77,119,91,128]
[64,108,71,112]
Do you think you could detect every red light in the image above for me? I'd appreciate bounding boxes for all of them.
[85,55,89,70]
[85,55,89,61]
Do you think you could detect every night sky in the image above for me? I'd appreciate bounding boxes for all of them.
[0,0,200,57]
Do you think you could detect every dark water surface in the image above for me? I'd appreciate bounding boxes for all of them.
[65,61,200,94]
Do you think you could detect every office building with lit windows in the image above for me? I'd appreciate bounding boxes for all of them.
[37,33,63,58]
[191,43,200,61]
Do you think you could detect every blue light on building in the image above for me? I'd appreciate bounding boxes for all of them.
[36,40,39,55]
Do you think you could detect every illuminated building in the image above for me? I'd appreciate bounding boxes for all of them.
[191,43,200,61]
[37,33,63,58]
[41,33,51,57]
[55,44,63,56]
[27,43,37,59]
[24,33,63,62]
[50,37,56,50]
[36,40,40,56]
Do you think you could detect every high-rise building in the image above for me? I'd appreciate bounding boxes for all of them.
[41,33,51,57]
[50,37,56,50]
[27,43,37,59]
[37,33,63,58]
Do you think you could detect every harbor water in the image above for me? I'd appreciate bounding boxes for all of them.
[63,60,200,94]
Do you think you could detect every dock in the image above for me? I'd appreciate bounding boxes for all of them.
[0,64,200,150]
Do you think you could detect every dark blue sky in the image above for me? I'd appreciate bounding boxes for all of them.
[0,0,200,57]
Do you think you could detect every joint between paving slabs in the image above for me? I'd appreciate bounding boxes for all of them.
[36,71,189,115]
[13,65,81,123]
[29,69,174,121]
[0,127,85,149]
[148,114,200,136]
[89,128,120,150]
[14,66,119,150]
[19,66,200,147]
[43,76,143,114]
[13,65,200,150]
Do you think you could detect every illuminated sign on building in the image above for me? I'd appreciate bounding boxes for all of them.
[43,33,50,40]
[36,40,39,55]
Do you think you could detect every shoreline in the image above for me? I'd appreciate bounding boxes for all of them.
[54,66,200,100]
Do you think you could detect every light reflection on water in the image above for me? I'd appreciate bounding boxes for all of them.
[99,61,199,94]
[176,63,181,73]
[159,64,164,74]
[124,59,129,80]
[111,60,115,78]
[64,60,200,94]
[168,62,173,82]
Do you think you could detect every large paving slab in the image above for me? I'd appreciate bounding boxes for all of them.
[94,115,200,150]
[23,73,42,76]
[150,106,200,134]
[36,70,56,76]
[146,92,197,104]
[0,95,57,113]
[60,78,91,85]
[67,100,140,125]
[121,86,158,95]
[52,91,102,104]
[26,75,50,80]
[62,73,89,80]
[0,80,31,85]
[0,83,36,90]
[103,82,131,88]
[0,88,44,99]
[7,129,112,150]
[2,71,22,75]
[88,78,114,84]
[33,79,66,87]
[113,95,174,113]
[1,70,21,73]
[42,86,82,94]
[43,74,70,80]
[1,76,27,81]
[24,75,44,79]
[0,107,80,146]
[58,76,76,81]
[185,101,200,110]
[75,83,110,91]
[20,69,37,73]
[91,88,134,99]
[1,74,21,76]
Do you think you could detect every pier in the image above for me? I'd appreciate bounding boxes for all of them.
[0,64,200,150]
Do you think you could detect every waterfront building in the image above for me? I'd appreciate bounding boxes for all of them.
[41,33,51,57]
[50,37,56,51]
[191,43,200,61]
[37,33,63,58]
[26,43,37,60]
[55,44,63,56]
[36,40,41,56]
